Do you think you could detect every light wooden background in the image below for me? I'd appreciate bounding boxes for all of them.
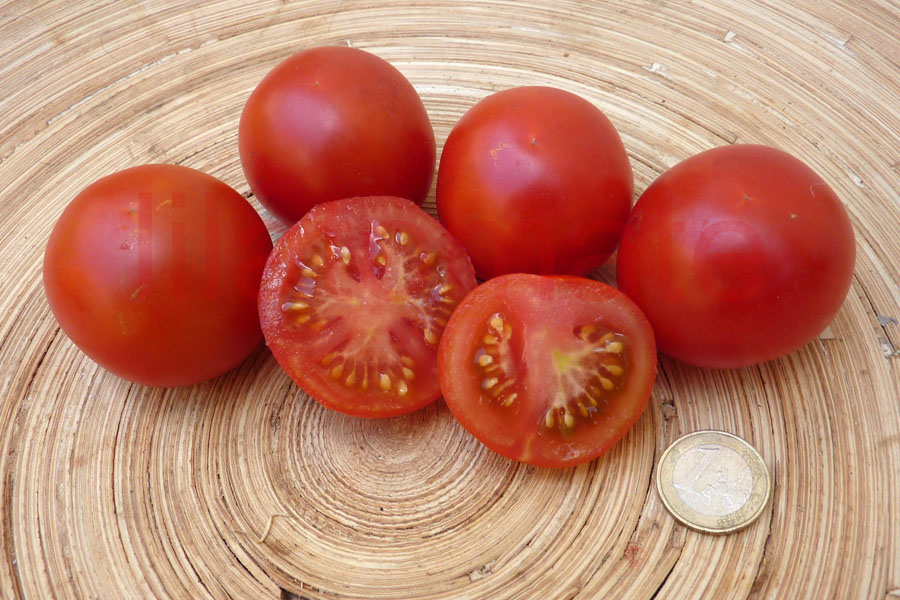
[1,1,899,599]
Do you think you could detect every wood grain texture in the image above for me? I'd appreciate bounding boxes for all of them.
[1,1,899,598]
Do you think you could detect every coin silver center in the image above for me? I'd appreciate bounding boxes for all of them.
[671,443,753,517]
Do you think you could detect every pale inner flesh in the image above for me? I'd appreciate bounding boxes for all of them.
[281,220,460,396]
[473,313,629,434]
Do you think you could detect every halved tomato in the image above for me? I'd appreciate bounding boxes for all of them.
[438,274,657,467]
[259,196,477,417]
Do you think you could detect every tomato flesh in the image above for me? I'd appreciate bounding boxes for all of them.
[438,274,657,467]
[259,196,477,417]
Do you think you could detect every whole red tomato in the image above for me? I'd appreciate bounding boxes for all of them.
[239,46,436,223]
[616,145,856,368]
[436,86,633,279]
[43,164,273,387]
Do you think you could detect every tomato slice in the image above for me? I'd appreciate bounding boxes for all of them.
[438,274,657,467]
[259,196,477,417]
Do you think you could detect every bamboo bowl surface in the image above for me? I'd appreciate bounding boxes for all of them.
[1,1,899,599]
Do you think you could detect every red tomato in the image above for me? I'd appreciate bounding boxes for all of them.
[436,86,633,279]
[43,164,273,387]
[616,145,856,368]
[438,274,656,468]
[239,46,436,223]
[259,196,477,417]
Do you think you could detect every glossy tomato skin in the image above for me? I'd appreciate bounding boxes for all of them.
[438,274,656,468]
[239,46,436,223]
[436,86,633,279]
[259,196,476,418]
[43,165,273,387]
[616,145,856,368]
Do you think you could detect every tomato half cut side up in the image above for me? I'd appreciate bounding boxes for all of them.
[438,274,657,467]
[259,196,477,417]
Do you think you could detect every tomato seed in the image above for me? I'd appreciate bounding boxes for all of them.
[490,380,514,397]
[379,373,392,391]
[605,364,624,376]
[482,377,499,390]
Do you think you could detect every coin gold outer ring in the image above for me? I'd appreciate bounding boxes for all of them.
[656,430,772,535]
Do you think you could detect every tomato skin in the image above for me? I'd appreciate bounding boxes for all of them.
[42,165,273,387]
[616,145,856,368]
[436,86,633,279]
[239,46,436,223]
[438,274,656,468]
[259,196,477,418]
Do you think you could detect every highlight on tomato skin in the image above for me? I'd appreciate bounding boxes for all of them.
[258,195,477,418]
[437,274,657,468]
[615,144,856,369]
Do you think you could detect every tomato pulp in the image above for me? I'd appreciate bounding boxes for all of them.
[436,86,633,279]
[616,145,856,368]
[259,196,477,417]
[438,274,657,467]
[43,164,273,387]
[239,46,436,223]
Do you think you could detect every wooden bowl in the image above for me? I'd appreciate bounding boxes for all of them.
[2,2,898,598]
